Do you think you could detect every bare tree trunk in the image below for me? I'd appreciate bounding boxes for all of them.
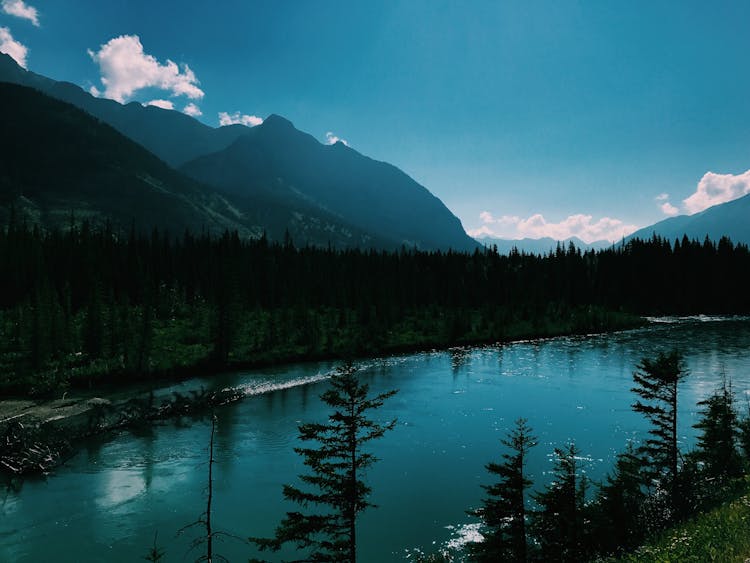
[206,414,216,563]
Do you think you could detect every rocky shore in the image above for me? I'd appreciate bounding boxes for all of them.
[0,386,246,478]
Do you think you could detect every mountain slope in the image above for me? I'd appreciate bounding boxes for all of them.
[0,82,258,235]
[0,53,248,167]
[181,115,478,251]
[0,82,397,249]
[1,53,477,251]
[626,194,750,244]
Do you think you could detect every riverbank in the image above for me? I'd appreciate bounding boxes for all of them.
[0,311,645,478]
[1,304,645,398]
[0,385,244,478]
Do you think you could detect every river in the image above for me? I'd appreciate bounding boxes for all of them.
[2,317,750,562]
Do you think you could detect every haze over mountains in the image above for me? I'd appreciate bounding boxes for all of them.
[0,53,477,251]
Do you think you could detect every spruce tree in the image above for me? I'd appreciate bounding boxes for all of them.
[693,376,742,481]
[468,418,536,563]
[587,445,647,555]
[631,350,687,488]
[250,363,397,562]
[530,442,588,563]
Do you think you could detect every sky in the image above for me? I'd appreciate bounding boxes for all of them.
[2,0,750,242]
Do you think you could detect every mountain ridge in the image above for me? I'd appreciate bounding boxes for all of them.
[0,53,478,251]
[625,194,750,245]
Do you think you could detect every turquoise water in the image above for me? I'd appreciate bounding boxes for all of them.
[2,317,750,562]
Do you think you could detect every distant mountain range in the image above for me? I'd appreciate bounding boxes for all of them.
[474,236,611,255]
[625,194,750,245]
[478,193,750,254]
[0,53,478,251]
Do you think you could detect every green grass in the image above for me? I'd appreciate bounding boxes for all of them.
[616,478,750,563]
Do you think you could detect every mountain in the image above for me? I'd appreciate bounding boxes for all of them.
[625,194,750,245]
[181,115,478,251]
[0,53,247,167]
[1,53,477,251]
[475,236,611,255]
[0,82,397,248]
[0,82,256,235]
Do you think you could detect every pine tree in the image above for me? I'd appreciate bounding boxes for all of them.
[694,376,742,481]
[631,350,687,488]
[250,363,397,562]
[739,399,750,468]
[468,418,536,563]
[530,442,588,563]
[587,445,647,555]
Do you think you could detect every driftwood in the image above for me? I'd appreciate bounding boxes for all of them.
[0,386,247,478]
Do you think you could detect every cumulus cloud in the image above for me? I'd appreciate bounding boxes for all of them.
[183,102,202,117]
[683,170,750,214]
[1,0,39,26]
[144,99,174,110]
[218,111,262,127]
[325,131,348,146]
[653,193,679,216]
[87,35,204,103]
[0,26,27,68]
[468,211,639,243]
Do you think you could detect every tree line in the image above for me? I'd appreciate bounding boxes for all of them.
[2,216,750,395]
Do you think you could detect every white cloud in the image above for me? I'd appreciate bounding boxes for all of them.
[1,0,39,26]
[683,169,750,214]
[144,99,174,110]
[468,211,639,243]
[87,35,204,103]
[325,131,348,146]
[218,111,262,127]
[660,202,679,216]
[0,26,27,68]
[655,193,669,201]
[183,102,202,117]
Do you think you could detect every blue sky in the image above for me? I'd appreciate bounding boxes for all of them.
[2,1,750,242]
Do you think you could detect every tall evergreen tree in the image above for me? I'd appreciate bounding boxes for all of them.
[739,411,750,469]
[251,363,397,562]
[468,418,536,563]
[631,350,687,489]
[529,442,588,563]
[587,445,647,555]
[693,376,742,481]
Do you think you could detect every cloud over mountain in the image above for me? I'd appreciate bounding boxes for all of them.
[683,170,750,214]
[218,111,262,126]
[88,35,204,103]
[469,211,638,243]
[183,103,201,116]
[325,131,348,146]
[145,99,174,110]
[0,26,26,68]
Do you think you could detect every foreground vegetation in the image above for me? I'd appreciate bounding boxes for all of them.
[3,216,750,396]
[615,478,750,563]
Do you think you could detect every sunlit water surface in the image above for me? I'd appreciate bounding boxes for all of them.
[2,317,750,562]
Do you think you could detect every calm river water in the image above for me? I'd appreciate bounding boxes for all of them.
[2,317,750,562]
